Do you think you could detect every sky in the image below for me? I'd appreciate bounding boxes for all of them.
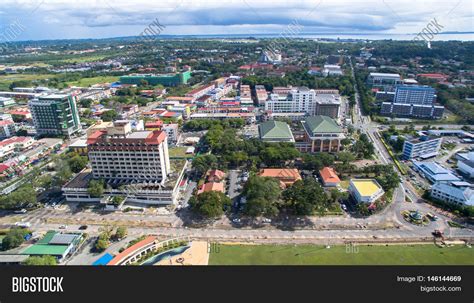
[0,0,472,41]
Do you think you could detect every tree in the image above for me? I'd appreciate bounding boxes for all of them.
[114,226,128,240]
[23,255,57,265]
[94,227,112,252]
[95,239,109,252]
[54,158,72,185]
[282,178,329,215]
[337,152,355,164]
[88,179,105,198]
[0,185,37,210]
[101,110,118,122]
[67,154,88,173]
[189,191,231,218]
[352,133,374,159]
[329,188,349,204]
[80,98,93,108]
[1,228,30,251]
[243,176,281,217]
[35,174,53,189]
[192,154,218,177]
[302,153,335,170]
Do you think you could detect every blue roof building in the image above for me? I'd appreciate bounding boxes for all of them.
[413,161,461,183]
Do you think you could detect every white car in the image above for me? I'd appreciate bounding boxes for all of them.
[59,225,67,229]
[262,218,272,223]
[232,218,241,223]
[341,204,347,211]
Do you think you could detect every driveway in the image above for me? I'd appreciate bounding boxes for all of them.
[227,170,241,200]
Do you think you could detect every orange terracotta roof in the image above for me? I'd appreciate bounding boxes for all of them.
[259,169,302,185]
[107,236,157,265]
[206,169,225,181]
[197,182,225,194]
[319,167,341,184]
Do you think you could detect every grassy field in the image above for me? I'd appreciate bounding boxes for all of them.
[67,76,119,87]
[168,146,194,159]
[59,55,108,64]
[209,244,474,265]
[0,73,58,90]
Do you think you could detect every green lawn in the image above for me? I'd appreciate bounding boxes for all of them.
[0,73,58,90]
[168,146,194,159]
[209,244,474,265]
[59,55,108,64]
[67,76,119,87]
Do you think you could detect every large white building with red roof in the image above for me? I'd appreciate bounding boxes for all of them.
[87,120,170,184]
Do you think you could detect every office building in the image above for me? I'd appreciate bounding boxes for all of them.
[0,119,16,139]
[431,181,473,206]
[120,71,191,87]
[239,84,253,105]
[456,152,474,178]
[162,123,180,144]
[298,115,345,153]
[87,120,170,184]
[28,93,81,137]
[402,136,442,159]
[367,73,401,91]
[322,65,343,76]
[380,85,444,119]
[394,85,435,105]
[265,87,340,119]
[413,161,460,183]
[255,85,268,105]
[349,179,385,203]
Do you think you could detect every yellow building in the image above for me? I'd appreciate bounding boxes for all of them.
[349,179,384,203]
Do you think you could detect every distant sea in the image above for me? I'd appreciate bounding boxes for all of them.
[161,32,474,41]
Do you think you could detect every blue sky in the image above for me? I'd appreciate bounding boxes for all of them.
[0,0,472,41]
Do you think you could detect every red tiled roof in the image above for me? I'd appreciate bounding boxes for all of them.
[319,167,341,184]
[107,236,157,265]
[86,130,107,144]
[197,182,225,194]
[144,130,167,145]
[0,120,14,126]
[417,73,447,79]
[206,169,225,181]
[0,164,10,173]
[259,169,302,187]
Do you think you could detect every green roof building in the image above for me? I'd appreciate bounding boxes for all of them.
[259,120,294,142]
[21,231,82,260]
[300,115,345,153]
[120,71,191,87]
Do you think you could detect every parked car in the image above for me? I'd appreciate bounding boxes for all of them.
[59,225,67,229]
[232,218,241,223]
[341,204,347,211]
[14,209,27,214]
[262,218,272,223]
[78,225,88,230]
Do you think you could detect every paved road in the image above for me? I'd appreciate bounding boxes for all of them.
[227,169,241,200]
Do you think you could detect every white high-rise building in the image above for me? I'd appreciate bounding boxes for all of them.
[265,87,340,118]
[87,120,170,184]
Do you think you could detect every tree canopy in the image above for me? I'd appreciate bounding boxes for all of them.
[189,191,231,218]
[243,176,281,217]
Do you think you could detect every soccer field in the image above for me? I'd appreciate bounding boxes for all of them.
[209,244,474,265]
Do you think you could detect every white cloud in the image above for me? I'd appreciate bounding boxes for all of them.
[0,0,472,40]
